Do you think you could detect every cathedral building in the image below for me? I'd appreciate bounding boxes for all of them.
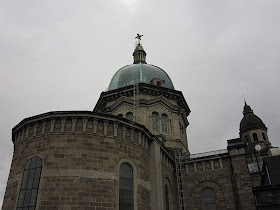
[2,37,280,210]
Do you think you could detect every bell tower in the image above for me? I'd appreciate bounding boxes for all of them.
[239,102,271,151]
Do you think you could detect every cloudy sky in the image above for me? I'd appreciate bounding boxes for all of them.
[1,0,280,205]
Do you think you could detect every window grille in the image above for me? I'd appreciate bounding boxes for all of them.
[119,163,134,210]
[165,184,169,210]
[17,156,42,210]
[152,112,159,132]
[202,188,217,210]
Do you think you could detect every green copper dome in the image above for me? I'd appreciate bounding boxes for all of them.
[107,43,174,91]
[107,63,174,91]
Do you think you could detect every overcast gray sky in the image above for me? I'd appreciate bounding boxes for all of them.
[1,0,280,205]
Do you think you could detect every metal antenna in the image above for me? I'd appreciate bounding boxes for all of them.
[243,93,246,104]
[239,86,246,105]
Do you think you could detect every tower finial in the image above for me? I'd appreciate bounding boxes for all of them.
[133,34,146,64]
[243,101,253,115]
[243,93,247,105]
[135,34,143,45]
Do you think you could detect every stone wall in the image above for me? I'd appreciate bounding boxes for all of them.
[229,148,257,210]
[2,111,153,210]
[161,148,178,210]
[182,155,237,210]
[2,112,263,210]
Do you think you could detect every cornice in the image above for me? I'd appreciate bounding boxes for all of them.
[12,111,155,148]
[94,83,191,116]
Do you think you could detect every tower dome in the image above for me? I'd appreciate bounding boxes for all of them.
[107,41,174,91]
[240,102,266,134]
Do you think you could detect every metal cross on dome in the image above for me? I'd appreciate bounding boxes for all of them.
[135,33,143,44]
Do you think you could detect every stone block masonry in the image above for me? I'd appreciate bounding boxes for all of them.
[2,111,153,210]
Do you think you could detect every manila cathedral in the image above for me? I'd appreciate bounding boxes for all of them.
[2,35,280,210]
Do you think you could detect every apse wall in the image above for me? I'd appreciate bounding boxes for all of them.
[2,111,153,210]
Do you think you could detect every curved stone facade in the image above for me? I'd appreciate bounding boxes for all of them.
[3,111,158,209]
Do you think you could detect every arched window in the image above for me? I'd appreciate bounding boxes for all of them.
[17,156,42,210]
[117,114,123,118]
[202,188,217,210]
[125,112,134,121]
[262,133,266,141]
[119,163,133,210]
[245,136,249,144]
[152,112,159,132]
[253,133,258,142]
[165,184,169,210]
[161,114,169,133]
[179,122,184,138]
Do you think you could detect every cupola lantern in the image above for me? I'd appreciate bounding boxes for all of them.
[133,34,146,64]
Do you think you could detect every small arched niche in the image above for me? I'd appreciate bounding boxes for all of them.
[151,78,165,87]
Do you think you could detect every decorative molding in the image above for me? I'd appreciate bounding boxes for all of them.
[71,119,77,132]
[210,160,214,171]
[82,119,88,132]
[194,162,197,173]
[42,121,46,135]
[160,148,175,173]
[44,168,116,180]
[123,126,126,139]
[202,161,206,171]
[104,122,108,135]
[25,126,29,138]
[50,119,55,132]
[219,159,223,169]
[114,123,118,137]
[185,157,228,174]
[61,119,66,132]
[12,112,155,153]
[93,120,98,133]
